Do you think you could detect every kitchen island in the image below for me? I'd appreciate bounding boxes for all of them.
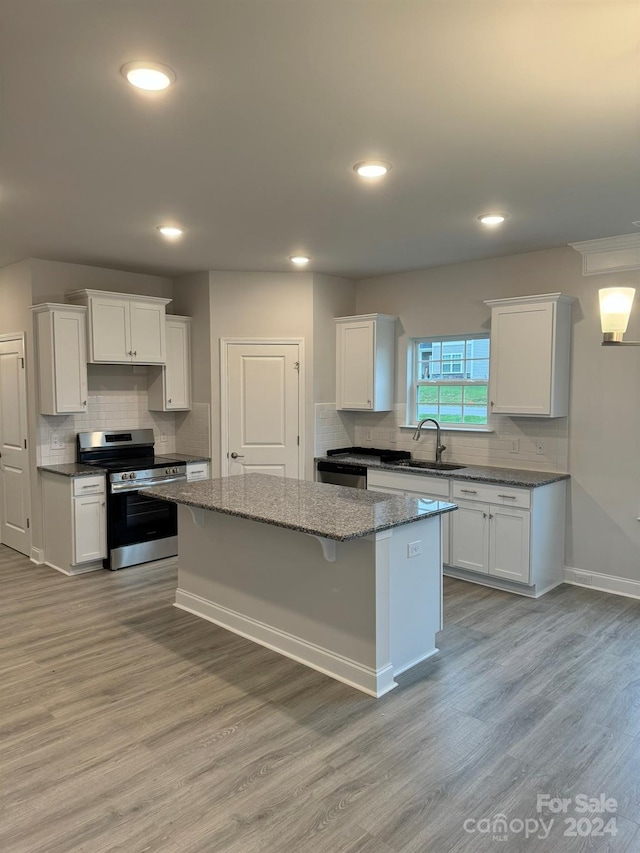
[144,473,456,697]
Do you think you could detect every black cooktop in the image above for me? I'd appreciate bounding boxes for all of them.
[326,446,411,463]
[87,456,185,472]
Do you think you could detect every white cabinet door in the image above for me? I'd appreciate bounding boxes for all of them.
[486,294,573,418]
[130,301,166,364]
[337,319,374,410]
[451,500,489,574]
[90,297,131,362]
[148,317,191,411]
[489,505,530,583]
[490,302,553,415]
[165,318,190,408]
[53,310,88,413]
[73,494,106,564]
[33,305,88,415]
[336,314,396,412]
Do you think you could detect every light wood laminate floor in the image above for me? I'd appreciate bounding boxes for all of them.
[2,545,640,852]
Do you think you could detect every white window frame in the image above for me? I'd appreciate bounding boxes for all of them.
[406,334,490,430]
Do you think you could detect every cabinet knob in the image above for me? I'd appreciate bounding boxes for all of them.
[367,399,372,406]
[490,401,495,407]
[101,501,105,507]
[483,512,487,518]
[133,351,137,357]
[82,400,87,407]
[168,398,172,404]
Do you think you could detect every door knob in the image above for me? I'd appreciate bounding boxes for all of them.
[230,452,245,459]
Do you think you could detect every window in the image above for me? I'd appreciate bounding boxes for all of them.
[409,335,490,428]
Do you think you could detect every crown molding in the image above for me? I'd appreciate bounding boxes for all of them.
[569,233,640,276]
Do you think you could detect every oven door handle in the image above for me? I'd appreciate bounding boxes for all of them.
[110,475,187,494]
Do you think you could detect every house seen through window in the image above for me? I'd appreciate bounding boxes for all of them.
[411,335,490,427]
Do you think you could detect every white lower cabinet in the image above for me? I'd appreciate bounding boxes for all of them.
[451,500,530,583]
[186,461,209,481]
[367,467,566,596]
[42,472,107,575]
[73,493,107,564]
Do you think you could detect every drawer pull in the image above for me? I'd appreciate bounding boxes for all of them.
[497,494,517,500]
[81,484,100,489]
[460,488,477,494]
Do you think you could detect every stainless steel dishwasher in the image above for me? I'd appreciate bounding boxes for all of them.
[316,460,368,489]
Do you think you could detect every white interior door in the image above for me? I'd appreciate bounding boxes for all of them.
[0,337,31,555]
[225,342,301,478]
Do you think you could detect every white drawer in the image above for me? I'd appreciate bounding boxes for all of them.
[73,475,105,496]
[367,468,450,498]
[452,480,531,509]
[187,461,209,481]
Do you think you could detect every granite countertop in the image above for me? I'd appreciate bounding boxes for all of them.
[316,454,569,488]
[157,453,210,464]
[143,473,457,541]
[38,463,106,477]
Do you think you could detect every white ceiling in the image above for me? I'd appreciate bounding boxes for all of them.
[1,0,638,279]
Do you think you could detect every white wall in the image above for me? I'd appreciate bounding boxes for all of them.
[171,272,212,458]
[355,245,640,582]
[208,271,315,478]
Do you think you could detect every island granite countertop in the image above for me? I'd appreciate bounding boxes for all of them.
[39,463,106,477]
[143,472,456,541]
[315,454,569,488]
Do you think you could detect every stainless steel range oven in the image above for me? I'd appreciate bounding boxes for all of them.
[77,429,187,570]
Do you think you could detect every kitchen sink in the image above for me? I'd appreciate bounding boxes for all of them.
[396,460,466,471]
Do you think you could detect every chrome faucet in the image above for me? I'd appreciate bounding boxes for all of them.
[413,418,446,463]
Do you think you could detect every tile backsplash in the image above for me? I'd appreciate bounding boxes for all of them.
[314,403,355,456]
[38,389,177,465]
[315,404,568,472]
[175,403,211,458]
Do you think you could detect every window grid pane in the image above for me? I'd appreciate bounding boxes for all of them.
[413,335,490,426]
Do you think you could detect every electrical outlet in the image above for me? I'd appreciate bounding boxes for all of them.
[364,429,372,442]
[536,442,545,455]
[388,430,396,444]
[510,439,520,453]
[574,572,592,585]
[159,433,168,444]
[50,433,64,450]
[407,540,422,558]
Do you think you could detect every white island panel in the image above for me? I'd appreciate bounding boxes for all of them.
[174,504,442,697]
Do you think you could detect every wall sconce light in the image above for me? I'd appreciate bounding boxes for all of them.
[599,288,640,345]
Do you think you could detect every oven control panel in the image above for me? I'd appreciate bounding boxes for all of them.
[120,472,137,480]
[166,467,180,475]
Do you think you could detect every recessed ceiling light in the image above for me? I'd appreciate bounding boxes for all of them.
[121,61,176,91]
[289,255,310,265]
[353,160,392,178]
[478,213,508,226]
[157,225,184,239]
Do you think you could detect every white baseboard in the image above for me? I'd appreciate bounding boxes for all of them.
[30,547,45,565]
[174,588,396,698]
[563,566,640,600]
[44,560,103,576]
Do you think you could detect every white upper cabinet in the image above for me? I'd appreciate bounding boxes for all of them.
[485,293,574,418]
[336,314,396,411]
[32,303,88,415]
[148,316,191,411]
[66,290,171,364]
